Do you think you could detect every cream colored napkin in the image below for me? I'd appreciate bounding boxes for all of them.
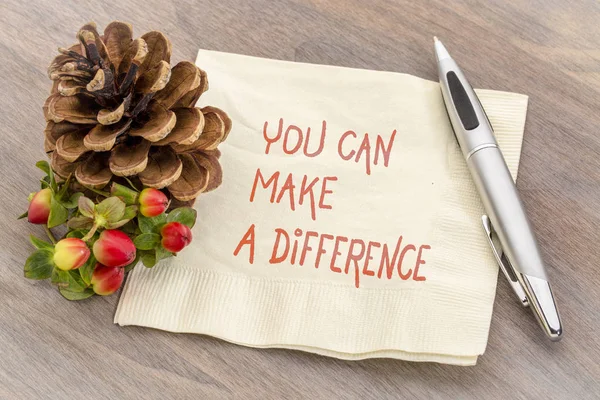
[115,49,528,366]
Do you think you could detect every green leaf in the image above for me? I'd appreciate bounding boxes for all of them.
[68,270,86,291]
[134,233,161,250]
[138,213,167,234]
[95,197,125,224]
[40,177,50,189]
[104,219,130,229]
[137,215,154,234]
[78,196,95,218]
[122,205,138,220]
[104,205,138,229]
[60,192,83,209]
[153,213,167,226]
[51,267,67,286]
[51,268,86,292]
[36,160,57,192]
[66,230,86,239]
[123,252,141,272]
[120,220,138,235]
[17,211,28,220]
[78,255,96,286]
[29,235,53,250]
[36,160,51,175]
[48,196,68,228]
[140,251,156,268]
[24,249,54,280]
[110,182,139,205]
[67,216,94,230]
[167,207,197,228]
[57,173,72,199]
[59,288,95,301]
[155,246,173,263]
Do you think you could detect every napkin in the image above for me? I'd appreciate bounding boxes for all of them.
[115,49,528,366]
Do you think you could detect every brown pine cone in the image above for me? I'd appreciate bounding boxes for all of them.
[43,21,231,203]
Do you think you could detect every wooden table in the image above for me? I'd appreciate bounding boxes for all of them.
[1,0,599,398]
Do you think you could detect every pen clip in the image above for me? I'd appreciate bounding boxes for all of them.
[481,215,529,307]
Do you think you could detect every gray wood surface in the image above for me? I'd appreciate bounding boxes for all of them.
[1,0,599,398]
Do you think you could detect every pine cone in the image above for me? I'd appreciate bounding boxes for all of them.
[43,21,231,203]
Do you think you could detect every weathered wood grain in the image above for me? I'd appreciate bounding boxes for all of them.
[1,0,599,398]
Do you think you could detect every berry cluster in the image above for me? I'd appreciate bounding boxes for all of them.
[21,161,196,300]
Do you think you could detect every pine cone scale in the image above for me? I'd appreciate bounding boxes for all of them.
[55,130,89,162]
[138,147,182,188]
[45,121,93,151]
[83,120,131,151]
[109,138,151,177]
[173,69,208,108]
[201,106,232,142]
[154,108,204,146]
[136,61,171,94]
[154,61,202,109]
[75,152,112,189]
[45,93,99,124]
[168,153,209,201]
[77,24,109,67]
[102,21,133,72]
[129,101,176,142]
[118,38,148,94]
[97,95,129,125]
[51,150,78,178]
[137,32,171,78]
[193,152,223,192]
[171,110,225,153]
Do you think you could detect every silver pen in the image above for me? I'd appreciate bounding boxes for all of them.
[434,37,563,340]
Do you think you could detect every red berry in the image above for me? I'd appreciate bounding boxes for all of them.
[91,263,124,295]
[93,230,136,268]
[53,238,90,271]
[139,188,169,217]
[160,222,192,252]
[28,188,52,224]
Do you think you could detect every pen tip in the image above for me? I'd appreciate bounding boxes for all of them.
[434,37,451,61]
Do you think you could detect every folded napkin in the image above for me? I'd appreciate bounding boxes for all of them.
[115,49,528,365]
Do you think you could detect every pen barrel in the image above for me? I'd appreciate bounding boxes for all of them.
[467,146,548,280]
